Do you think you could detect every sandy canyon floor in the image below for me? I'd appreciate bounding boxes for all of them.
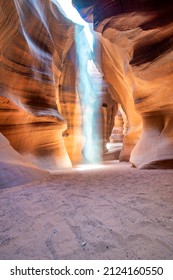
[0,161,173,260]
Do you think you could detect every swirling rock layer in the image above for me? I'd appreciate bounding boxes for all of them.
[0,0,75,175]
[1,0,173,182]
[73,0,173,168]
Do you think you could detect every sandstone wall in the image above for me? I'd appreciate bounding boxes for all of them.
[0,0,75,172]
[73,0,173,168]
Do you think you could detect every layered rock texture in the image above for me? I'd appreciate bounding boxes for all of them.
[0,0,113,187]
[0,0,173,190]
[73,0,173,168]
[0,0,75,177]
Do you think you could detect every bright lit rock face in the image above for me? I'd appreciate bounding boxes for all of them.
[58,45,84,164]
[0,0,75,172]
[73,0,173,168]
[1,0,173,180]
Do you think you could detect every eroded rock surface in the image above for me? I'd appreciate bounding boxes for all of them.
[73,0,173,168]
[0,0,75,174]
[1,0,173,184]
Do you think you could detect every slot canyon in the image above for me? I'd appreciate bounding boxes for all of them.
[0,0,173,260]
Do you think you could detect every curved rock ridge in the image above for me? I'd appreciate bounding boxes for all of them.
[94,33,142,161]
[0,0,77,172]
[73,0,173,168]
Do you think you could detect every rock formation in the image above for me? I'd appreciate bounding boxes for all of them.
[58,45,84,164]
[1,0,173,190]
[0,0,75,176]
[73,0,173,168]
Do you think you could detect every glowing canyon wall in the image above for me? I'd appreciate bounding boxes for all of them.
[73,0,173,168]
[0,0,173,189]
[0,0,74,178]
[0,0,77,186]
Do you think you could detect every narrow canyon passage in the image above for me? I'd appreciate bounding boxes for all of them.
[0,161,173,260]
[1,0,173,265]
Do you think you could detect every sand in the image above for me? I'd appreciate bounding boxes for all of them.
[0,161,173,260]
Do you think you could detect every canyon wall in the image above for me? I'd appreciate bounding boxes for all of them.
[1,0,173,188]
[0,0,114,188]
[0,0,75,176]
[73,0,173,168]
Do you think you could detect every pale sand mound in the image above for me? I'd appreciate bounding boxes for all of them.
[0,161,173,260]
[0,133,50,188]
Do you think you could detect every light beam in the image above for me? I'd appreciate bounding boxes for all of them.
[55,0,102,163]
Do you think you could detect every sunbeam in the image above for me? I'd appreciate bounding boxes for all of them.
[54,0,93,49]
[55,0,102,163]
